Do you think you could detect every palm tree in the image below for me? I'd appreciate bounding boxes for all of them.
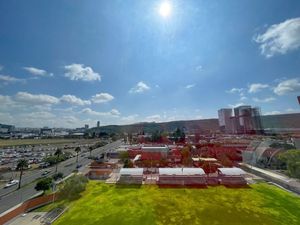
[54,148,63,174]
[88,146,93,157]
[16,159,28,189]
[74,147,81,166]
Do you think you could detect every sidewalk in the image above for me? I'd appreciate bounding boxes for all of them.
[240,163,300,195]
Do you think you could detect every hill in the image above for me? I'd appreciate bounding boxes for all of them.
[89,113,300,134]
[261,113,300,129]
[89,118,220,134]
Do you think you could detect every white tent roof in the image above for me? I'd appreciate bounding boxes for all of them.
[218,167,246,176]
[141,146,169,152]
[120,168,143,176]
[182,168,205,175]
[159,168,205,176]
[159,168,182,175]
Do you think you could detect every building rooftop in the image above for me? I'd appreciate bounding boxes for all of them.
[120,168,143,176]
[218,167,246,176]
[159,168,205,176]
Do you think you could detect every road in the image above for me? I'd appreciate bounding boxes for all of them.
[0,140,122,214]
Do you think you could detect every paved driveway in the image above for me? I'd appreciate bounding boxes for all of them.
[5,212,46,225]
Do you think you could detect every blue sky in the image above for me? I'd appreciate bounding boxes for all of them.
[0,0,300,128]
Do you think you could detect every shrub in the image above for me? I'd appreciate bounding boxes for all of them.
[58,175,88,200]
[53,172,64,181]
[35,177,53,193]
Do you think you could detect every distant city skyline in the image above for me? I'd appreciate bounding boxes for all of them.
[1,0,300,128]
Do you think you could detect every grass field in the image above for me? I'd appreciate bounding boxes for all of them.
[0,138,91,147]
[53,181,300,225]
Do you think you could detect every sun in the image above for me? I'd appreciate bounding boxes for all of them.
[159,1,172,18]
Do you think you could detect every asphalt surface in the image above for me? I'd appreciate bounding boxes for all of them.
[0,140,122,214]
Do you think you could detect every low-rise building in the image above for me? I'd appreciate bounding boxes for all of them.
[117,168,143,185]
[217,167,247,186]
[158,168,207,187]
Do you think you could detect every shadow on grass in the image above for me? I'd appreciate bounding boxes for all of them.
[158,184,208,189]
[115,184,142,189]
[222,184,252,189]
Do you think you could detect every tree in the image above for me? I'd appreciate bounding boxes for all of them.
[181,146,192,166]
[53,172,64,181]
[59,175,88,200]
[54,148,63,174]
[119,151,129,163]
[123,159,133,168]
[74,147,81,166]
[218,153,233,167]
[278,150,300,178]
[43,156,57,166]
[16,159,29,189]
[173,128,186,143]
[88,146,93,157]
[35,177,52,193]
[151,130,162,143]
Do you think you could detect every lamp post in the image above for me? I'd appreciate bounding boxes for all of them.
[52,181,56,203]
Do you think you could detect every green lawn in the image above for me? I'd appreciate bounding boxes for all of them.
[53,181,300,225]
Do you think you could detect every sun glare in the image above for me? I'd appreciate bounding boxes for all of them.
[159,1,172,18]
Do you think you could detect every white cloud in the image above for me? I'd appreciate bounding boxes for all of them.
[14,92,59,105]
[81,108,120,117]
[263,111,281,115]
[26,111,56,119]
[228,102,246,108]
[110,109,121,116]
[64,64,101,81]
[240,96,248,101]
[129,81,150,93]
[81,108,101,116]
[248,83,269,93]
[0,95,13,105]
[0,75,24,83]
[121,114,139,122]
[91,93,114,103]
[23,67,52,76]
[185,84,196,89]
[60,95,91,106]
[273,78,300,95]
[252,97,276,103]
[254,17,300,57]
[146,114,161,122]
[285,108,300,113]
[195,65,203,71]
[226,88,244,94]
[0,112,14,124]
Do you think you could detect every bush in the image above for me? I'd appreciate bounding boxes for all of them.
[53,172,64,181]
[278,150,300,178]
[58,175,88,200]
[35,177,53,192]
[119,151,129,163]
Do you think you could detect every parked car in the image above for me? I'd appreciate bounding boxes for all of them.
[4,179,19,188]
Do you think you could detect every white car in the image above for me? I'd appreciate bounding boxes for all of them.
[4,179,19,188]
